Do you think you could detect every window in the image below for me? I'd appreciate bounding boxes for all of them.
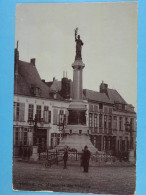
[31,86,41,96]
[99,103,103,110]
[36,105,41,122]
[59,110,65,124]
[16,102,20,121]
[53,109,58,125]
[28,104,34,120]
[43,106,49,123]
[104,115,107,129]
[79,130,82,135]
[122,104,125,111]
[119,117,123,130]
[23,128,28,146]
[130,118,134,130]
[89,104,94,112]
[99,114,102,128]
[108,116,112,129]
[119,104,122,110]
[109,108,112,113]
[113,116,117,130]
[43,107,51,123]
[104,107,108,113]
[94,114,98,128]
[94,105,98,112]
[15,127,19,146]
[49,111,51,123]
[89,113,93,127]
[13,102,25,121]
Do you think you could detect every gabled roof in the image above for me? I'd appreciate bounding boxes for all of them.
[14,60,51,99]
[83,89,112,104]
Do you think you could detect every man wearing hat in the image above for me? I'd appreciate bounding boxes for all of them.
[82,146,91,172]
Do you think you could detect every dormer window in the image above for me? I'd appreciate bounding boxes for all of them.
[54,93,57,99]
[30,85,41,96]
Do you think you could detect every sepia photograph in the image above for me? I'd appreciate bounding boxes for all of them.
[13,2,137,194]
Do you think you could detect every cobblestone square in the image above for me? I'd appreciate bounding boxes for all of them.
[13,160,136,194]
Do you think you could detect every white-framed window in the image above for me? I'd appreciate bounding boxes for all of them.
[89,113,93,127]
[94,114,98,127]
[13,102,25,121]
[113,116,117,130]
[99,114,102,128]
[36,105,41,122]
[119,117,123,130]
[104,115,107,129]
[108,115,112,129]
[28,104,34,120]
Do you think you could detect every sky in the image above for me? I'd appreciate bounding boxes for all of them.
[15,2,137,109]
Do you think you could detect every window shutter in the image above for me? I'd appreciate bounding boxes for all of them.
[13,102,16,120]
[94,105,98,112]
[53,109,58,125]
[65,110,68,124]
[43,110,49,123]
[48,111,51,123]
[19,103,25,121]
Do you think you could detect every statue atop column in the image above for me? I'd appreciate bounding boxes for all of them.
[75,28,84,60]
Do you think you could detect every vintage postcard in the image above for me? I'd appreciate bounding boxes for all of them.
[13,2,137,194]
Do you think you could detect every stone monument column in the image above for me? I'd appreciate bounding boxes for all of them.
[56,28,97,153]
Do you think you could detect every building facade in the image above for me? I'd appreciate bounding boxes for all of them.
[13,47,136,156]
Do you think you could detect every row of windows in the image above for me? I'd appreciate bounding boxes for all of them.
[89,104,112,113]
[89,113,134,131]
[14,103,51,123]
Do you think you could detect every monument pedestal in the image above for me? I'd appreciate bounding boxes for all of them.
[56,132,97,153]
[30,146,39,161]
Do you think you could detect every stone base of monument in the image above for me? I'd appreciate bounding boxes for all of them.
[30,146,39,161]
[129,149,135,164]
[55,133,97,153]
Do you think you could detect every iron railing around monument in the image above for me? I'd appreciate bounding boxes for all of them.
[38,149,126,166]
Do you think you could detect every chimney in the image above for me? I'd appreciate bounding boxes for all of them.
[53,77,55,81]
[30,58,36,66]
[42,79,45,83]
[14,41,19,77]
[100,81,108,93]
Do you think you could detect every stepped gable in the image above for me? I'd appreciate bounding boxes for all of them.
[14,60,51,99]
[83,89,112,104]
[107,88,127,104]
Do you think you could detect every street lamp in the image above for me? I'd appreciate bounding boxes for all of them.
[27,114,44,161]
[124,121,133,150]
[28,114,44,146]
[124,120,135,163]
[57,114,66,135]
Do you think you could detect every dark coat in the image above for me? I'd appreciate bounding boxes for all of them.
[63,151,68,161]
[82,149,91,166]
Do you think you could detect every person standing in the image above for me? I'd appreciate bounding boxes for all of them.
[63,148,68,169]
[82,146,91,172]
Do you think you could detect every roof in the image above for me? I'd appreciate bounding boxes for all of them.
[83,89,112,104]
[107,89,127,104]
[50,80,61,92]
[14,60,51,99]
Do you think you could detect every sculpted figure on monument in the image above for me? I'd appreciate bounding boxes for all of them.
[75,28,84,60]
